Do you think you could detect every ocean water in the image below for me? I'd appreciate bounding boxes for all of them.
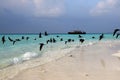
[0,33,120,80]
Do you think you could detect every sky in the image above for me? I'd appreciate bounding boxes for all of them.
[0,0,120,33]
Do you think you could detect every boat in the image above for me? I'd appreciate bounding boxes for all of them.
[68,30,86,34]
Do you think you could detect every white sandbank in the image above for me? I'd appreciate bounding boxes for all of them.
[10,41,120,80]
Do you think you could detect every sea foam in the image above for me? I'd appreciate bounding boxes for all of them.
[22,52,38,61]
[12,52,38,64]
[13,57,19,64]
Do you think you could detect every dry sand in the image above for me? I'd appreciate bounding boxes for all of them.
[11,42,120,80]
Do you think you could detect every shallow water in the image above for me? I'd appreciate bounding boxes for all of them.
[0,33,119,69]
[0,33,120,80]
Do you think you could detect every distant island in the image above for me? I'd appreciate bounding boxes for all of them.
[68,30,86,34]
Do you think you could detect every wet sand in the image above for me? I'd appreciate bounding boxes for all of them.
[11,42,120,80]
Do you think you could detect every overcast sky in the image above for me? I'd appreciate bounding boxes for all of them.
[0,0,120,33]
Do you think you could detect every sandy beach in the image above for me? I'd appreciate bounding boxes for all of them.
[10,41,120,80]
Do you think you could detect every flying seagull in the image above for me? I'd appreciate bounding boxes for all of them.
[113,29,120,36]
[99,34,104,41]
[39,43,45,51]
[116,33,120,39]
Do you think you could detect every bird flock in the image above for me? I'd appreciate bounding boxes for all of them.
[0,29,120,51]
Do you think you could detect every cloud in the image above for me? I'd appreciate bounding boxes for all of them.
[0,0,65,17]
[33,0,65,17]
[90,0,120,16]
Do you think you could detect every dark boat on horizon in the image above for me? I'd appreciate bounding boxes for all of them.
[68,30,86,34]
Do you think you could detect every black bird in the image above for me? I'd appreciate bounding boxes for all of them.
[79,35,82,38]
[72,39,74,42]
[50,38,53,43]
[65,41,67,44]
[15,39,21,41]
[8,37,17,45]
[39,33,42,38]
[116,33,120,39]
[60,38,63,41]
[92,36,95,39]
[99,34,104,41]
[8,37,13,42]
[53,38,56,43]
[45,31,48,36]
[113,29,120,36]
[39,43,44,51]
[22,36,24,39]
[13,41,16,45]
[1,36,5,44]
[26,37,29,40]
[34,38,36,40]
[68,39,72,42]
[56,35,59,38]
[79,39,85,43]
[46,40,50,44]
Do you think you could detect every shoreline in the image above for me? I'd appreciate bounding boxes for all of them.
[0,47,75,80]
[10,41,120,80]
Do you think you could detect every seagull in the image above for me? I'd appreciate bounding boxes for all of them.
[68,39,72,42]
[1,36,5,44]
[13,41,16,45]
[80,39,85,43]
[39,43,45,51]
[60,38,63,41]
[39,33,42,38]
[65,41,67,44]
[8,37,13,42]
[92,36,95,39]
[22,36,24,39]
[79,35,82,38]
[116,33,120,39]
[113,29,120,36]
[53,38,56,43]
[26,37,29,40]
[99,34,104,41]
[45,31,48,36]
[46,40,50,44]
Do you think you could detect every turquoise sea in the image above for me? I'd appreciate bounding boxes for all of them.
[0,33,120,70]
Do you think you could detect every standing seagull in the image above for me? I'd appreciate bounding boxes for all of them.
[45,31,48,36]
[99,34,104,41]
[60,38,63,41]
[80,39,85,43]
[46,40,50,44]
[79,35,82,38]
[22,36,24,39]
[1,36,6,44]
[113,29,120,36]
[39,43,44,51]
[92,36,95,39]
[26,37,29,40]
[39,33,42,38]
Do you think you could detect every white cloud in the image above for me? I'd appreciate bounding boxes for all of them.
[33,0,65,17]
[90,0,120,16]
[0,0,65,17]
